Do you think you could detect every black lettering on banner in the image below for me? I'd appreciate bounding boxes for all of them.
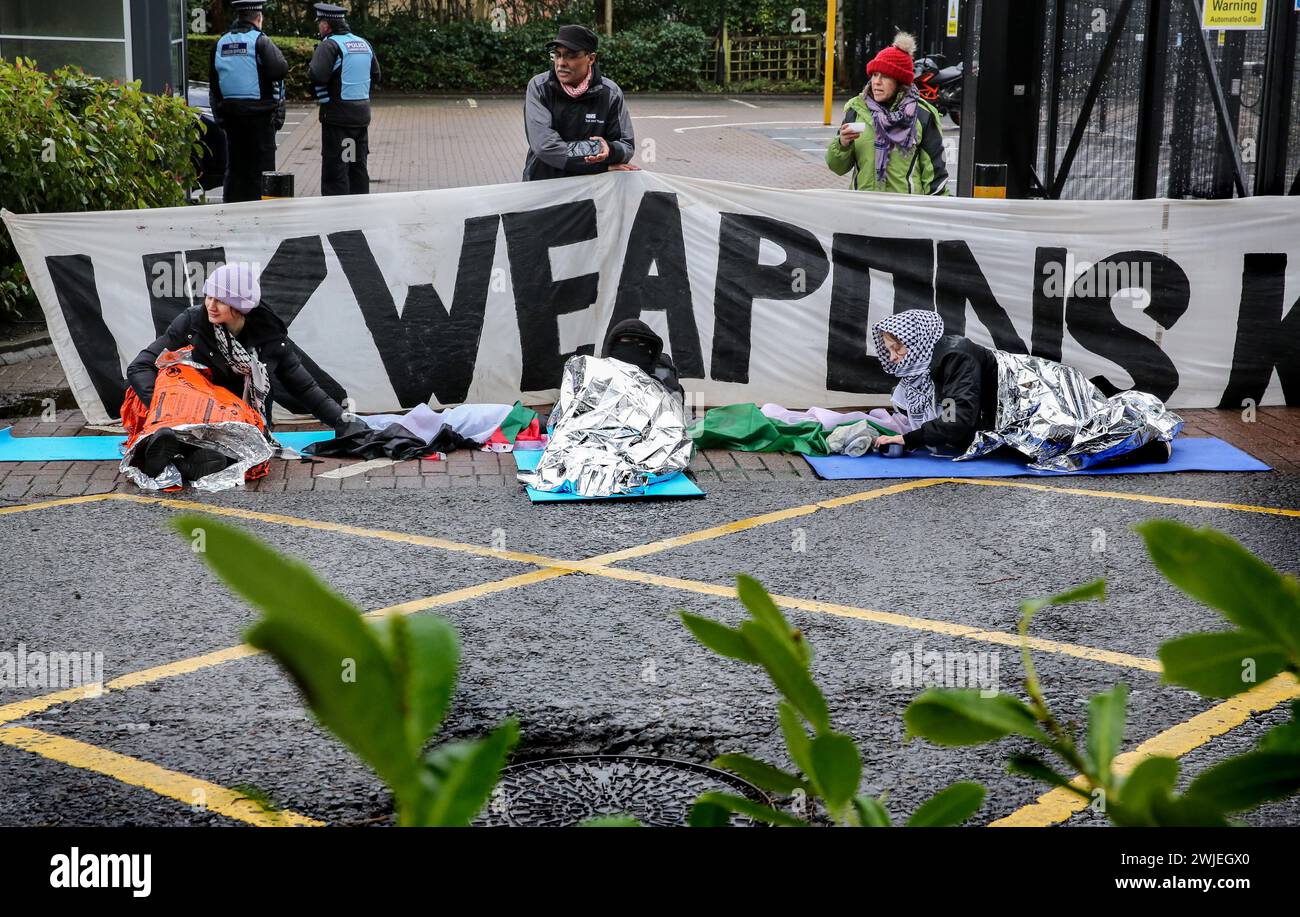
[605,192,704,377]
[935,241,1028,353]
[1032,246,1067,362]
[1065,250,1189,401]
[712,214,828,384]
[1219,253,1300,408]
[826,234,931,393]
[328,216,500,407]
[140,247,226,336]
[260,236,347,411]
[259,235,328,326]
[503,200,600,391]
[45,254,126,416]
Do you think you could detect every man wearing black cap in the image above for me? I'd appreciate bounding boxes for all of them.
[309,3,380,195]
[523,24,636,181]
[209,0,287,203]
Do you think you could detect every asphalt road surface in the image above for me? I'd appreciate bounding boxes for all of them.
[2,468,1298,827]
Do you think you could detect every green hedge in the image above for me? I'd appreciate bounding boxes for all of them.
[0,59,204,319]
[187,19,710,97]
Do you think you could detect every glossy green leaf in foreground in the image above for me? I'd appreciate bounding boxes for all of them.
[680,612,758,664]
[691,791,808,827]
[1185,751,1300,813]
[739,620,830,734]
[713,754,808,796]
[906,782,986,827]
[175,514,420,799]
[778,700,816,782]
[809,733,862,811]
[1085,684,1128,780]
[852,795,892,827]
[579,815,642,827]
[1157,630,1288,698]
[422,719,520,827]
[736,574,812,665]
[904,690,1050,747]
[1137,520,1300,654]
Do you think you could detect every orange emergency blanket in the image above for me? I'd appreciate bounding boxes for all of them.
[120,347,271,487]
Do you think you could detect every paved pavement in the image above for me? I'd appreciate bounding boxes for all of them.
[1,96,1298,829]
[256,94,940,198]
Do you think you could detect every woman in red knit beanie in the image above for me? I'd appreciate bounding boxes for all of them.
[825,32,950,195]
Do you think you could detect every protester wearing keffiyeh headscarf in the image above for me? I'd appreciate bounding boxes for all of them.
[872,310,945,430]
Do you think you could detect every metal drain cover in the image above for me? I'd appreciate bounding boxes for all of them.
[476,754,772,827]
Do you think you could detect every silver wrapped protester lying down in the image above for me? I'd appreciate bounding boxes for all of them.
[957,350,1183,473]
[518,355,694,497]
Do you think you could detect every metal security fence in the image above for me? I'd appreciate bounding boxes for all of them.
[1037,0,1299,199]
[700,33,824,85]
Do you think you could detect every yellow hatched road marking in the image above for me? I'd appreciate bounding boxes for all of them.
[0,493,113,516]
[946,478,1300,518]
[0,726,324,827]
[2,470,1295,826]
[570,564,1161,672]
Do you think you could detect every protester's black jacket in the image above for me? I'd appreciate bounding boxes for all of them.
[126,306,345,427]
[522,64,634,180]
[208,23,288,120]
[901,335,999,453]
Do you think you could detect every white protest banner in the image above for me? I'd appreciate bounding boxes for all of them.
[3,171,1297,424]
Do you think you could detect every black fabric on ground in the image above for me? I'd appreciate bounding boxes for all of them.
[303,422,480,460]
[1095,437,1172,468]
[134,428,181,478]
[175,447,233,481]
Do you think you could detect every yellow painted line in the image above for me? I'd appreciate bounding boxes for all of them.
[989,674,1300,827]
[0,568,567,727]
[571,564,1160,673]
[0,493,113,516]
[0,567,569,825]
[948,478,1300,518]
[0,725,323,827]
[104,493,558,567]
[589,478,947,565]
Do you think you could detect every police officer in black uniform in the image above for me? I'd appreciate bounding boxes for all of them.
[209,0,287,203]
[309,3,380,195]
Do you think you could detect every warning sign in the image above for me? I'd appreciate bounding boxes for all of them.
[947,0,960,37]
[1201,0,1267,29]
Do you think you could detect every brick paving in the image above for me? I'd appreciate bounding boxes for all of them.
[0,396,1295,501]
[271,95,854,197]
[1,95,1296,501]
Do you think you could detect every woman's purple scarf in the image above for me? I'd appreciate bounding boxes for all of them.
[864,83,920,184]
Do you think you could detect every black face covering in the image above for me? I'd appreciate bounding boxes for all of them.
[609,335,657,374]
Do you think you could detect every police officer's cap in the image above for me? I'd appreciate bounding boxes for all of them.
[314,3,348,20]
[230,0,266,11]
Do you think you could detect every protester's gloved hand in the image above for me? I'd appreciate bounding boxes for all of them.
[333,412,368,439]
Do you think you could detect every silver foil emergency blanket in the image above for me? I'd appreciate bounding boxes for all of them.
[119,352,274,493]
[518,355,693,496]
[956,350,1183,472]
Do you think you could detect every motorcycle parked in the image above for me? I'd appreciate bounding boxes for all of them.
[914,53,963,125]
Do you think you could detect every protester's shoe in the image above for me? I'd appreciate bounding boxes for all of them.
[135,428,180,478]
[175,447,231,482]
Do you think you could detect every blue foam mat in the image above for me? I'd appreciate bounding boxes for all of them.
[511,449,705,502]
[804,436,1270,480]
[0,426,335,462]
